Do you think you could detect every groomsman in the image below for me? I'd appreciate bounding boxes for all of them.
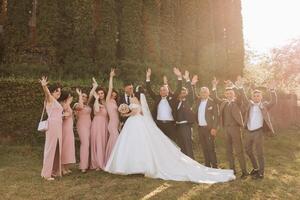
[195,86,219,168]
[173,71,198,158]
[146,67,182,143]
[119,82,134,124]
[211,78,248,179]
[236,77,277,179]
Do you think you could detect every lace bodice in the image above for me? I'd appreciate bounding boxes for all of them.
[129,103,142,115]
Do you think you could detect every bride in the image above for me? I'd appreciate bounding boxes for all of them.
[104,86,235,184]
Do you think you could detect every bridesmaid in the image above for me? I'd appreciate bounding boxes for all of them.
[105,69,120,164]
[59,91,76,175]
[90,82,109,170]
[39,76,63,181]
[74,88,92,173]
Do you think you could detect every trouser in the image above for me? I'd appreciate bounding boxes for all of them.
[198,126,217,168]
[177,123,194,159]
[224,126,247,174]
[157,121,178,144]
[244,128,264,175]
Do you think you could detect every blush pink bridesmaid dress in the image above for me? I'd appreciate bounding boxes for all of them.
[61,106,76,165]
[105,99,119,164]
[76,105,92,171]
[41,100,63,178]
[90,104,108,170]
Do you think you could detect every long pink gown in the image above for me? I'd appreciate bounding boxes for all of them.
[61,106,76,165]
[90,104,108,169]
[76,105,92,170]
[105,99,119,164]
[41,100,63,178]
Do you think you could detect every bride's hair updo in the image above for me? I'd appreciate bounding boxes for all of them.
[134,85,145,100]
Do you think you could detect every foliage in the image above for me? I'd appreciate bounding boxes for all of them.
[244,39,300,94]
[0,0,245,84]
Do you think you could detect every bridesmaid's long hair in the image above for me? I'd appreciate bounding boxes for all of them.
[48,82,62,94]
[57,90,70,103]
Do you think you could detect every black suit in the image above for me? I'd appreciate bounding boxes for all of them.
[174,81,195,158]
[146,79,182,143]
[194,97,218,168]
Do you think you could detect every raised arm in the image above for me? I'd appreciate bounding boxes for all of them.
[235,76,251,107]
[106,69,115,102]
[163,75,173,94]
[145,68,158,100]
[172,67,183,98]
[39,76,53,103]
[87,77,98,105]
[74,88,84,111]
[93,92,100,113]
[183,71,195,106]
[211,77,223,105]
[265,81,277,110]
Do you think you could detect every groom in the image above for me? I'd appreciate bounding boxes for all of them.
[118,82,134,125]
[146,68,182,143]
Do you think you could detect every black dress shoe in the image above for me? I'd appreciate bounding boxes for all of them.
[252,173,264,179]
[250,169,259,176]
[240,172,249,179]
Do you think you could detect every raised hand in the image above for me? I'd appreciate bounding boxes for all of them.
[212,77,219,87]
[110,68,116,77]
[183,70,190,81]
[191,75,199,85]
[146,68,152,79]
[173,67,182,78]
[39,76,48,86]
[92,77,98,88]
[235,75,244,88]
[76,88,82,96]
[163,75,168,85]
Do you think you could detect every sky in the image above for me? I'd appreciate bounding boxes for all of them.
[242,0,300,52]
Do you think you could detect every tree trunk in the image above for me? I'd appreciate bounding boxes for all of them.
[28,0,37,47]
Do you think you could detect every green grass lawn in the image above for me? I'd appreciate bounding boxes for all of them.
[1,128,300,200]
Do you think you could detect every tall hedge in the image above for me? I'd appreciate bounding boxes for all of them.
[0,0,245,84]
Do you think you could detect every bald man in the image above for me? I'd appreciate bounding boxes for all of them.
[195,87,219,168]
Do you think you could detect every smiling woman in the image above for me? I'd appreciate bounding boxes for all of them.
[242,0,300,52]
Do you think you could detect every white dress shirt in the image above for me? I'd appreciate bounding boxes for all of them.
[198,99,208,126]
[247,103,264,131]
[157,97,174,121]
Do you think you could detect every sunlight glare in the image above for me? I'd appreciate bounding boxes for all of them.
[242,0,300,52]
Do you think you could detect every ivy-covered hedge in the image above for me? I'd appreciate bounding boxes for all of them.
[0,77,91,144]
[0,77,158,144]
[1,0,245,82]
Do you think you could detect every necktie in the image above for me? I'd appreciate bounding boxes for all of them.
[126,95,130,105]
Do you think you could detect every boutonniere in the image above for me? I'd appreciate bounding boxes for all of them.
[168,97,172,100]
[207,106,213,110]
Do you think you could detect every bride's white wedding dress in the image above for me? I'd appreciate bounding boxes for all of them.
[104,94,235,184]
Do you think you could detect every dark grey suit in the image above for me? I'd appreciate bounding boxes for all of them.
[195,97,218,168]
[212,88,247,174]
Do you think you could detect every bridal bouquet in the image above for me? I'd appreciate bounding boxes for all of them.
[118,103,130,115]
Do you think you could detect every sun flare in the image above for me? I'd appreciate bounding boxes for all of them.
[242,0,300,52]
